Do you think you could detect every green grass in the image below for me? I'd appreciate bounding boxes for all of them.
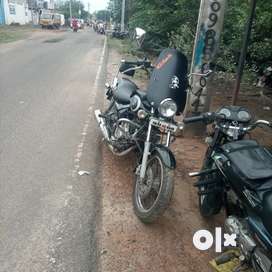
[108,37,144,57]
[0,25,34,44]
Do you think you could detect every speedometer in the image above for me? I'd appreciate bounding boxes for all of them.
[238,110,251,122]
[219,108,231,118]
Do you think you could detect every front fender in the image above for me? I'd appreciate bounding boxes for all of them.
[152,145,176,169]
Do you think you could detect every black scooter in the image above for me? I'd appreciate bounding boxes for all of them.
[184,106,272,272]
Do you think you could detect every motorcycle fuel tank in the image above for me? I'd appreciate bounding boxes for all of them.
[147,48,188,114]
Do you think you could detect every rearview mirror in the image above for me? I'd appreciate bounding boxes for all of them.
[134,27,146,48]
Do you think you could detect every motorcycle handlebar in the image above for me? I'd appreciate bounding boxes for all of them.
[184,112,272,133]
[243,120,272,131]
[183,112,225,125]
[122,60,152,69]
[183,115,205,124]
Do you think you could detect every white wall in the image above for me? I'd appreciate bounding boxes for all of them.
[3,0,30,25]
[28,9,39,25]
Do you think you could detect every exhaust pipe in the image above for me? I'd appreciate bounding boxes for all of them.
[95,109,110,141]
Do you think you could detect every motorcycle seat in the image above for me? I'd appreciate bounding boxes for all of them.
[261,191,272,236]
[113,78,138,104]
[222,140,272,190]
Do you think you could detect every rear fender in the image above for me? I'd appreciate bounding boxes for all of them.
[152,144,176,169]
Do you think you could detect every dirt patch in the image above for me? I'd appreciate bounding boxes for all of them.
[98,45,272,272]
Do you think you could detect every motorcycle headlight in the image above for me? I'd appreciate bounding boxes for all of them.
[158,98,177,118]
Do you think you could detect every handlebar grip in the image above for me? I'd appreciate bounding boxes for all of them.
[183,115,205,124]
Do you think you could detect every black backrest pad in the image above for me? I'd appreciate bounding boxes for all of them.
[222,140,272,180]
[146,48,188,114]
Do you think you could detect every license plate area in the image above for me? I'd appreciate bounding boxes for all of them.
[150,118,177,133]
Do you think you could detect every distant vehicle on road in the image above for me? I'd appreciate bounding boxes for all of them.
[40,12,65,29]
[97,22,105,35]
[79,19,85,29]
[53,13,65,29]
[70,18,82,30]
[71,18,79,32]
[40,13,53,29]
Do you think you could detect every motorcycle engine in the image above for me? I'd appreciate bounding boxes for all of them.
[225,216,272,272]
[225,216,256,260]
[109,119,138,152]
[114,121,132,140]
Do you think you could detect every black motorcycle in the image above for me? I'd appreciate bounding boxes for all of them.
[184,106,272,271]
[95,28,192,223]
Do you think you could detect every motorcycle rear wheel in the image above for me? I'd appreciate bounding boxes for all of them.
[133,153,174,223]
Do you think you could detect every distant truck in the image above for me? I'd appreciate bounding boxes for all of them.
[40,12,65,29]
[40,13,53,28]
[53,14,65,29]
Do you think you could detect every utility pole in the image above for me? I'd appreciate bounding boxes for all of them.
[69,0,72,20]
[232,0,257,105]
[121,0,125,32]
[184,0,226,136]
[88,2,90,19]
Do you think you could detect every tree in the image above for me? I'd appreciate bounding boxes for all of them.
[107,0,272,77]
[94,10,111,22]
[56,0,91,20]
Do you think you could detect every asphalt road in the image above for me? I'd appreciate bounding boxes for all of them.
[0,28,106,272]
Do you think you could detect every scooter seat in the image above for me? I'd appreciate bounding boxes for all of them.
[113,78,138,104]
[262,191,272,236]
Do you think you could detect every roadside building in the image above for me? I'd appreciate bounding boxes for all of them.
[1,0,29,24]
[0,0,6,24]
[0,0,54,25]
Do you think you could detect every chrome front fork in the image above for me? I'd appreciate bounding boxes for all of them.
[140,121,152,179]
[139,121,171,180]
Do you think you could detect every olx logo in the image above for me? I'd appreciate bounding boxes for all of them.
[193,228,237,253]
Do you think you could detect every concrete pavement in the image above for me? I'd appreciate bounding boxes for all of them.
[0,28,106,272]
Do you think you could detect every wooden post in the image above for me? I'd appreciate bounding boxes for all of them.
[184,0,227,135]
[232,0,257,105]
[121,0,125,32]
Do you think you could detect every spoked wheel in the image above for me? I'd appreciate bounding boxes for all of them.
[133,153,174,223]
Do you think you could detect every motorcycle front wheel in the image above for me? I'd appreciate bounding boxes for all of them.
[198,159,222,217]
[133,153,174,223]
